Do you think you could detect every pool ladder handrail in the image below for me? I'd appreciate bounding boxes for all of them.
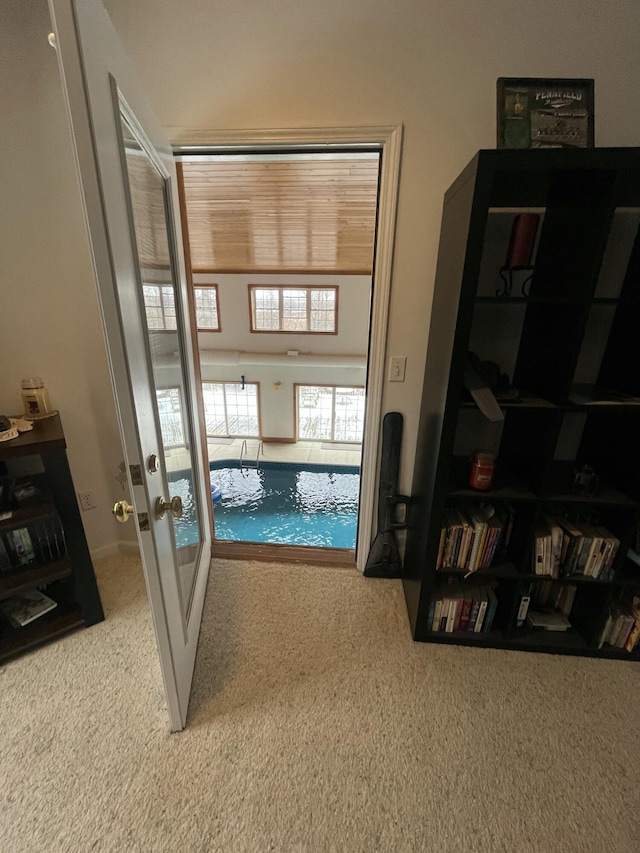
[240,439,263,471]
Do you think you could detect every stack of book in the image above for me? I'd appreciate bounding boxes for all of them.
[436,502,514,573]
[516,580,577,630]
[531,514,619,580]
[428,581,499,634]
[596,594,640,652]
[532,579,577,616]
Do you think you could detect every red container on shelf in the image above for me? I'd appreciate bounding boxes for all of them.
[469,450,495,491]
[505,213,540,268]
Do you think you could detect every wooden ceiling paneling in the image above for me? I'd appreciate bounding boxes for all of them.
[179,157,379,273]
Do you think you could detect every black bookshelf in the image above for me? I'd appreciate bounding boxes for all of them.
[403,148,640,658]
[0,415,104,661]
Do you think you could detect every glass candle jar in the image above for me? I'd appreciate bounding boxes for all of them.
[21,377,52,420]
[469,450,495,491]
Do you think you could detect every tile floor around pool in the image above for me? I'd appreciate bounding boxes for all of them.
[166,438,362,474]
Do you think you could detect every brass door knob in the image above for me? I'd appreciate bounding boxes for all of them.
[156,495,183,520]
[112,500,135,523]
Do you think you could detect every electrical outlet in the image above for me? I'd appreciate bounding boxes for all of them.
[78,490,97,511]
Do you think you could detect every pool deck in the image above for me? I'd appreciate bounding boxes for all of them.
[166,438,362,474]
[209,438,362,468]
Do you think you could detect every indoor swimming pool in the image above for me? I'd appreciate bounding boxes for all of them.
[172,461,360,550]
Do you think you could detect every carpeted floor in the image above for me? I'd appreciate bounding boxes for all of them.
[1,552,638,852]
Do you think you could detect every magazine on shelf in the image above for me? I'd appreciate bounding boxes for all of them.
[0,589,58,627]
[526,610,571,632]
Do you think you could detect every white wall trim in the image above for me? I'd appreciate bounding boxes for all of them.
[170,125,403,571]
[90,539,140,561]
[118,539,141,554]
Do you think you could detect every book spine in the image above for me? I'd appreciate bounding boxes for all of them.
[484,589,498,632]
[584,537,603,578]
[436,526,446,570]
[624,612,640,653]
[445,597,458,632]
[431,598,443,632]
[467,598,480,632]
[516,593,531,628]
[459,597,472,632]
[474,598,488,632]
[471,524,488,572]
[533,535,544,575]
[616,616,634,649]
[439,600,449,632]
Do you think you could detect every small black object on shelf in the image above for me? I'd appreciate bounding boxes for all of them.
[496,265,534,298]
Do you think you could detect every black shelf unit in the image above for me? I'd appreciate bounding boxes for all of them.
[0,414,104,661]
[403,147,640,658]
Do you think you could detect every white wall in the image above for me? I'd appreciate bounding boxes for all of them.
[2,0,640,548]
[101,0,640,494]
[0,0,134,555]
[194,272,371,356]
[193,271,369,439]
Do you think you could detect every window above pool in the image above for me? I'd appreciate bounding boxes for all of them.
[248,285,337,334]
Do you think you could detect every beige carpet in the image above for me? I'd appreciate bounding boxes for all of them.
[1,552,638,852]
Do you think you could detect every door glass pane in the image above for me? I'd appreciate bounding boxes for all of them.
[119,115,202,614]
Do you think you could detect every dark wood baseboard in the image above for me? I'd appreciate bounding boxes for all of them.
[261,437,296,444]
[211,539,356,568]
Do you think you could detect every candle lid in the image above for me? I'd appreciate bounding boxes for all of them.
[21,377,44,390]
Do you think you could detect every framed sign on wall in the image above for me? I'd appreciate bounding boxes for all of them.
[497,77,595,149]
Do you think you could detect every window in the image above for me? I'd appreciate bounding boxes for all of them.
[297,385,365,442]
[143,284,176,330]
[194,285,220,330]
[202,382,259,437]
[156,388,185,447]
[249,286,337,333]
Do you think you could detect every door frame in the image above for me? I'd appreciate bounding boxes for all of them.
[171,126,403,571]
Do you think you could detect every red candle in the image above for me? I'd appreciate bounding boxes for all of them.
[505,213,539,268]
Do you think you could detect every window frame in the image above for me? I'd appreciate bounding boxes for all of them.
[142,282,177,331]
[248,285,338,334]
[201,380,261,438]
[193,283,221,332]
[295,383,366,443]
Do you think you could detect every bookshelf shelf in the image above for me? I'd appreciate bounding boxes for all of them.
[460,395,558,410]
[0,604,84,663]
[403,148,640,657]
[0,502,58,532]
[0,557,72,601]
[437,561,520,581]
[427,629,504,647]
[0,415,103,661]
[520,572,613,587]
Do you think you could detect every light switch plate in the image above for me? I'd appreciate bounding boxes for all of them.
[389,356,406,382]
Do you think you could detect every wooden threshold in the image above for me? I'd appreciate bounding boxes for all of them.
[211,539,356,568]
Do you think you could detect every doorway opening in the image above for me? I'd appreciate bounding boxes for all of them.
[166,128,401,568]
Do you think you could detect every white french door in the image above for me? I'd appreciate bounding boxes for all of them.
[48,0,211,731]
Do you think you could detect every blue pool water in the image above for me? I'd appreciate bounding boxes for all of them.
[211,461,360,548]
